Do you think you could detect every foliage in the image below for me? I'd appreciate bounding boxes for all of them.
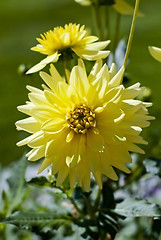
[1,0,161,239]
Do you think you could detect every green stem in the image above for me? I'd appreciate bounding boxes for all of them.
[112,12,121,54]
[105,6,110,40]
[62,57,70,83]
[94,188,101,210]
[59,187,84,217]
[67,193,85,217]
[93,0,103,40]
[0,227,6,240]
[123,0,140,68]
[83,195,96,220]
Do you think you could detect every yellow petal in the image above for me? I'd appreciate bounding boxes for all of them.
[16,117,41,133]
[87,130,104,152]
[26,53,59,74]
[149,46,161,62]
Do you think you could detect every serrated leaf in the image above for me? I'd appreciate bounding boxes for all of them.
[114,198,161,217]
[3,211,72,231]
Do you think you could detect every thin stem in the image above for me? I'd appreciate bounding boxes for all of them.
[0,227,6,240]
[62,56,70,83]
[112,12,121,53]
[105,6,110,40]
[94,188,101,210]
[123,0,140,68]
[67,194,85,217]
[83,195,96,220]
[59,187,84,217]
[93,0,103,40]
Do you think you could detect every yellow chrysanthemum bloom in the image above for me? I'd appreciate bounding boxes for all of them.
[16,60,154,191]
[75,0,138,15]
[149,46,161,63]
[26,23,110,74]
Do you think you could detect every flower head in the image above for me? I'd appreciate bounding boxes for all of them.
[26,23,110,74]
[75,0,143,16]
[16,60,154,191]
[149,46,161,62]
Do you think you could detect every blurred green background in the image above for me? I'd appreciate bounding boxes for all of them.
[0,0,161,165]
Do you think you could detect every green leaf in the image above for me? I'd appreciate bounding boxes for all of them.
[7,154,28,215]
[3,211,72,232]
[114,198,161,217]
[27,176,53,187]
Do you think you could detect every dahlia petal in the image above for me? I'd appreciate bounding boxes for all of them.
[17,103,33,116]
[84,40,110,50]
[42,118,65,133]
[28,93,48,105]
[28,133,47,148]
[44,90,66,107]
[109,63,117,80]
[86,147,99,172]
[60,32,70,45]
[31,105,62,122]
[79,36,99,44]
[87,130,104,152]
[113,0,143,16]
[82,171,91,192]
[26,85,43,94]
[113,0,133,15]
[56,167,69,187]
[66,134,85,168]
[69,169,76,189]
[88,59,103,82]
[109,66,125,87]
[93,171,102,189]
[40,71,56,92]
[76,30,87,41]
[26,146,45,161]
[126,135,148,145]
[69,66,89,97]
[104,166,118,181]
[104,86,123,104]
[46,138,66,158]
[16,117,41,133]
[66,130,75,143]
[81,50,110,60]
[49,64,64,82]
[120,125,142,135]
[75,0,91,6]
[122,86,144,99]
[96,63,109,81]
[149,46,161,62]
[26,53,59,74]
[37,157,54,174]
[17,131,43,147]
[126,143,145,154]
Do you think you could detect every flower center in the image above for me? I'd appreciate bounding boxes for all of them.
[66,104,96,134]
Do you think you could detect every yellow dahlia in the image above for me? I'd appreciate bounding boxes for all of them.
[16,60,154,191]
[26,23,110,74]
[75,0,138,15]
[149,46,161,63]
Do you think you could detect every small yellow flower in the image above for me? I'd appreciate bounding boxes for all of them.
[26,23,110,74]
[113,0,135,15]
[16,60,154,191]
[149,46,161,63]
[75,0,138,15]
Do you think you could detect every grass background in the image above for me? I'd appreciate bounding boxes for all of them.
[0,0,161,165]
